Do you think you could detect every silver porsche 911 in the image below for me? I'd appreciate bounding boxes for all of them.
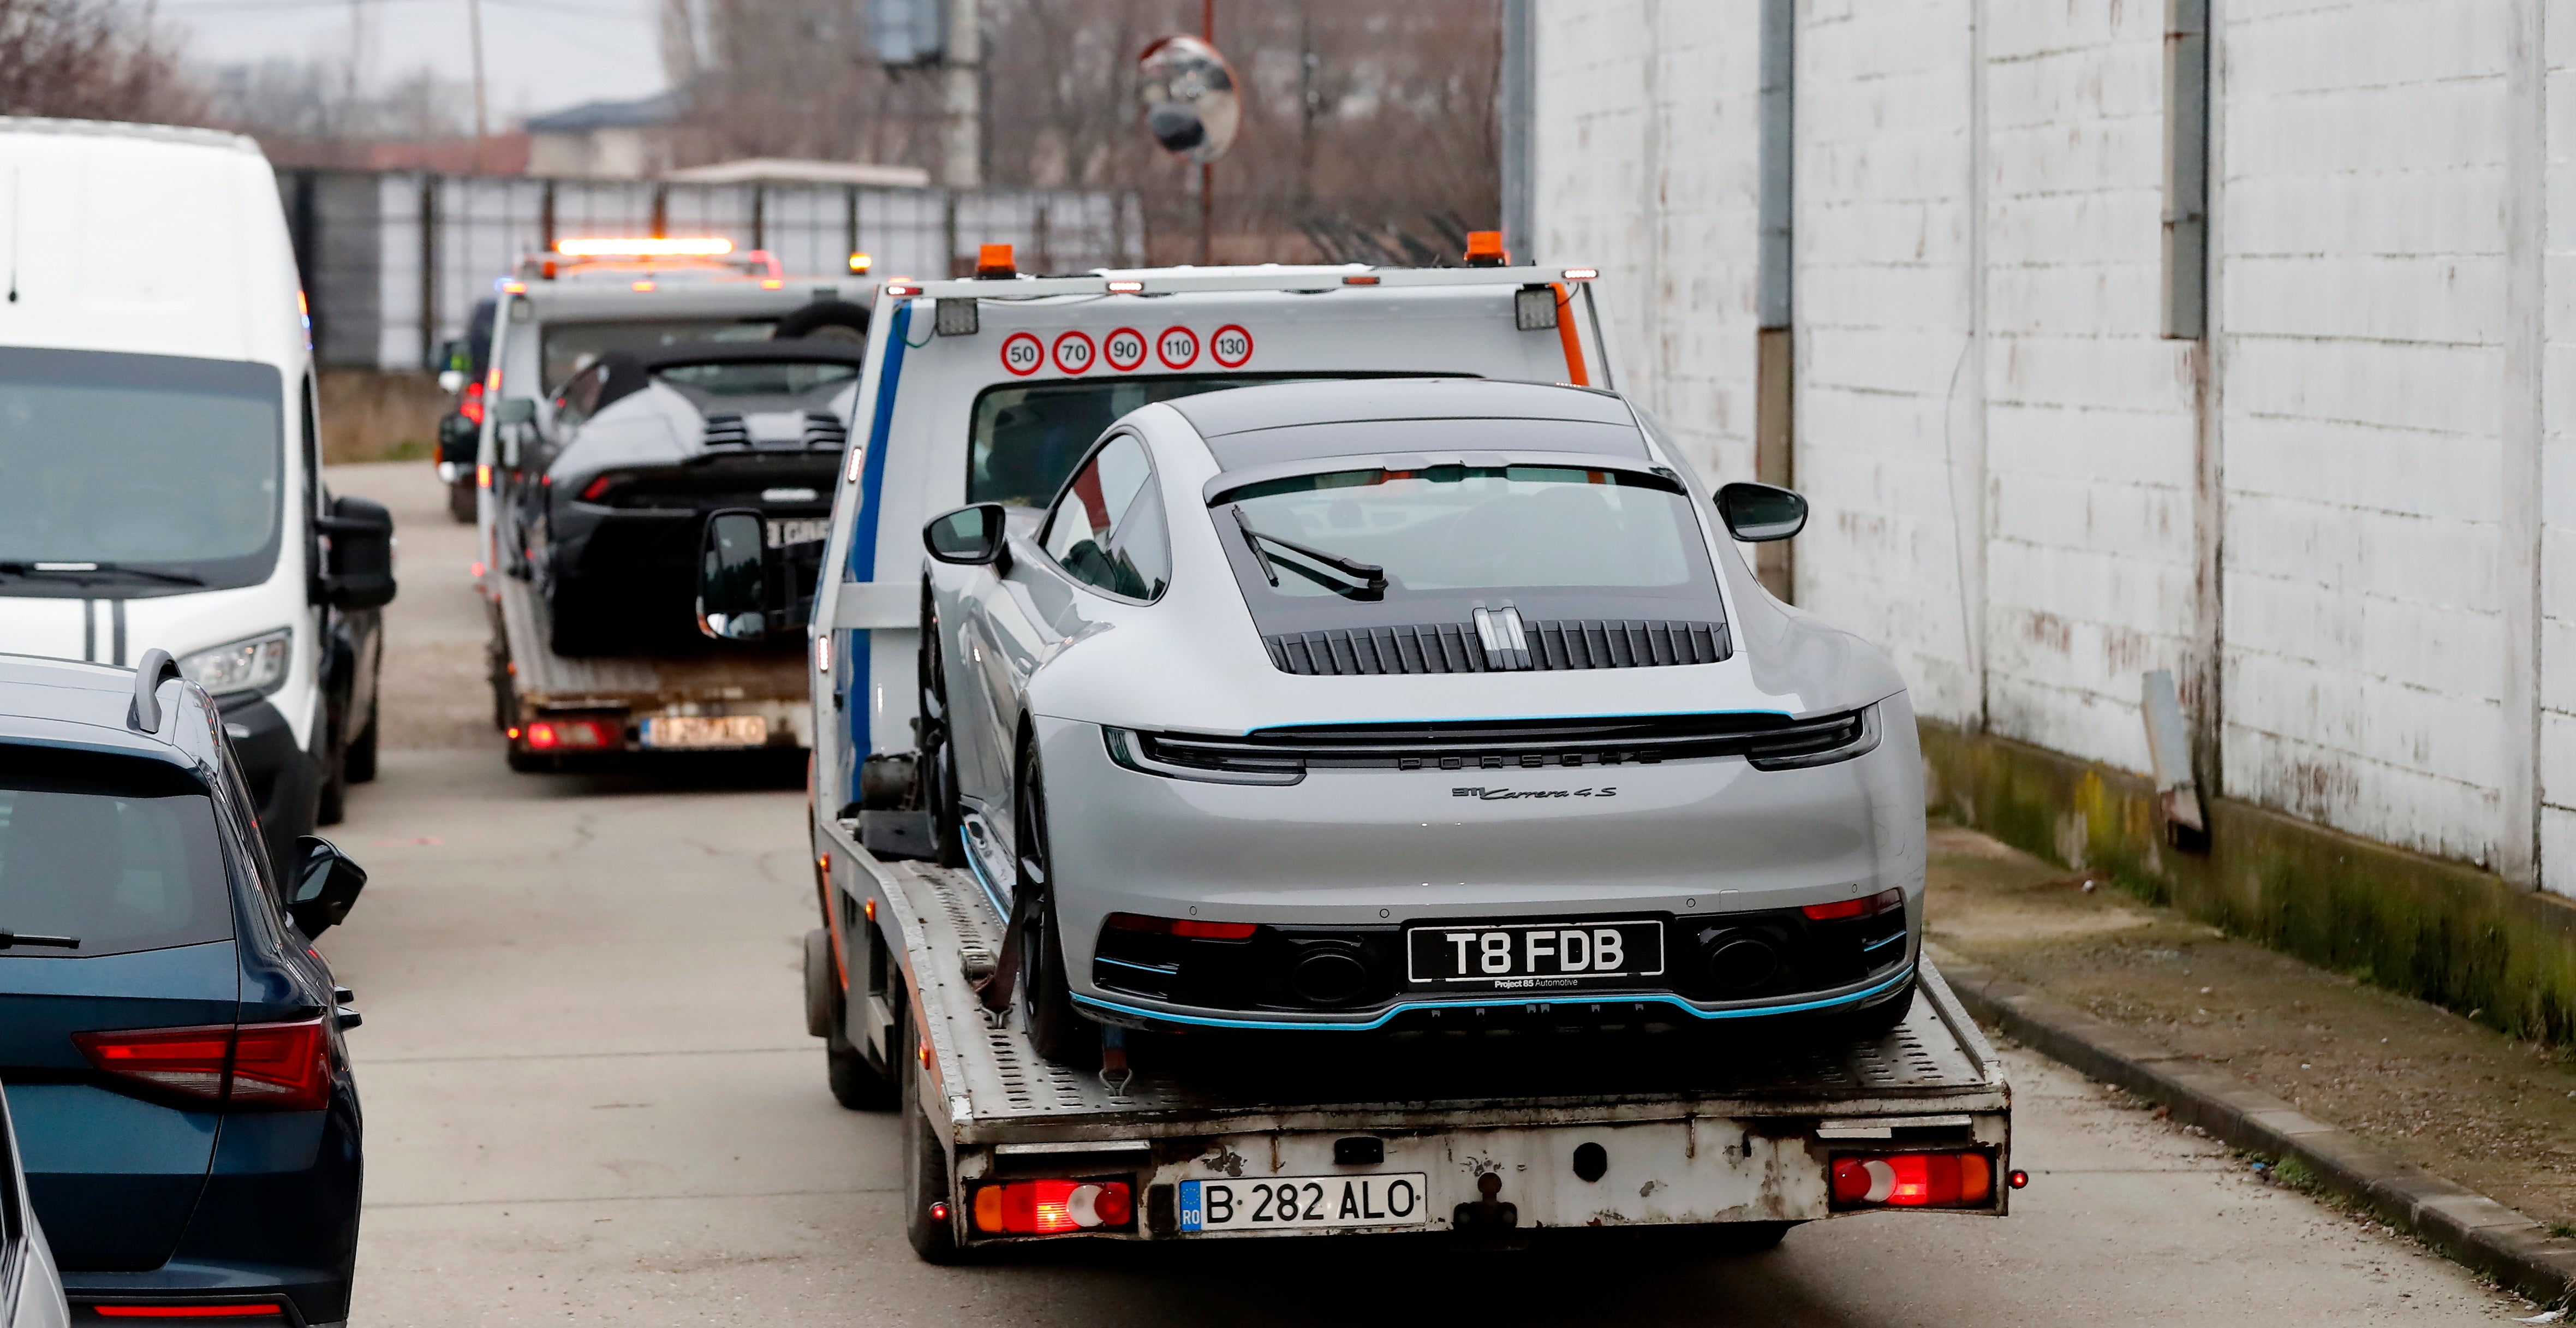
[916,378,1924,1065]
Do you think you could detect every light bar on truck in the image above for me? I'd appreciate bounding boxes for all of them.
[557,236,735,257]
[848,252,873,274]
[1562,267,1600,281]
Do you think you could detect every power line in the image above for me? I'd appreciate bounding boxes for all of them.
[165,0,643,17]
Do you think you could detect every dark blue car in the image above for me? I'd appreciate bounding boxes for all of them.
[0,651,366,1325]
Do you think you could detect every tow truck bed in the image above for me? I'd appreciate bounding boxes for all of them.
[825,819,2013,1245]
[487,574,812,753]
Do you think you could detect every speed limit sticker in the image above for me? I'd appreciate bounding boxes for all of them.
[999,331,1044,377]
[1104,327,1148,371]
[1209,324,1254,368]
[1156,325,1200,370]
[1052,329,1096,375]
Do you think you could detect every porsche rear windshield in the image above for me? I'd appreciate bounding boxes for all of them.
[658,360,858,398]
[0,348,283,594]
[1211,462,1726,633]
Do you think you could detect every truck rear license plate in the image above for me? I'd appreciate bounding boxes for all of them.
[1178,1174,1429,1233]
[766,517,830,547]
[1406,918,1665,991]
[642,715,768,748]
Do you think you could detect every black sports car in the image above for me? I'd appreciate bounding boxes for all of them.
[522,339,866,654]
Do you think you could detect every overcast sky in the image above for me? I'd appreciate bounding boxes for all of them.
[162,0,667,127]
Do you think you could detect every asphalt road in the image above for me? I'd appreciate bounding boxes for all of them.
[323,462,2532,1326]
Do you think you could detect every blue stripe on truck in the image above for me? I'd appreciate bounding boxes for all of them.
[845,299,912,799]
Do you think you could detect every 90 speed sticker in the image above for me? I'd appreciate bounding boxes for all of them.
[1103,327,1148,371]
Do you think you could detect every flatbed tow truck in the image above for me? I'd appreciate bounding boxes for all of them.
[822,824,2014,1255]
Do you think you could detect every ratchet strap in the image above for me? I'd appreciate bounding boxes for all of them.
[971,883,1042,1013]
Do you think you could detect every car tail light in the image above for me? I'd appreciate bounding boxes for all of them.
[1105,912,1257,940]
[73,1019,331,1111]
[524,719,614,751]
[461,380,485,424]
[93,1305,285,1319]
[1829,1152,1994,1208]
[970,1179,1133,1235]
[1802,888,1904,922]
[580,473,617,501]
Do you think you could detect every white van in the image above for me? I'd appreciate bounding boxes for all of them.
[0,118,393,871]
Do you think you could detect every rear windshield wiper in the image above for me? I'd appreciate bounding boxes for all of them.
[0,561,205,587]
[0,930,79,951]
[1229,506,1387,592]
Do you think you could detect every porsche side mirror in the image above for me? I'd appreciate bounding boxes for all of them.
[697,509,768,641]
[1716,482,1808,542]
[923,504,1009,565]
[287,835,367,937]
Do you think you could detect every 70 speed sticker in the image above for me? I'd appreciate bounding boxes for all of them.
[998,323,1253,377]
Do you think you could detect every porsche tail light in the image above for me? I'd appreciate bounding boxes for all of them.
[970,1179,1133,1234]
[1829,1152,1994,1208]
[1105,912,1256,940]
[1802,888,1904,922]
[73,1018,332,1111]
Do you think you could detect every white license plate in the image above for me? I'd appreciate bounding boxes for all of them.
[766,517,830,548]
[1406,918,1665,992]
[1178,1174,1431,1233]
[642,714,768,748]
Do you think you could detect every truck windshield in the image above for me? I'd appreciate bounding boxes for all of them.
[0,348,284,593]
[1209,461,1727,636]
[542,319,780,392]
[0,753,232,958]
[971,376,1369,509]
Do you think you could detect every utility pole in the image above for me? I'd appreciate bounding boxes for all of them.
[467,0,490,174]
[942,0,982,190]
[1198,0,1213,265]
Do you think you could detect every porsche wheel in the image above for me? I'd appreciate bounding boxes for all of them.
[916,604,966,868]
[1016,749,1098,1070]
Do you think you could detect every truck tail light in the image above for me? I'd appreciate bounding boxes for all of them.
[524,719,613,751]
[73,1019,332,1111]
[1802,888,1904,922]
[1105,912,1256,940]
[1829,1152,1994,1208]
[970,1179,1133,1235]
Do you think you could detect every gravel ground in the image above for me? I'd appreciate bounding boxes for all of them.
[1926,823,2576,1236]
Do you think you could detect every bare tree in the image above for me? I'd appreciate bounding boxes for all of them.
[0,0,204,124]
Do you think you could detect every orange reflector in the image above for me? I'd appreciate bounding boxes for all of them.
[971,1179,1134,1234]
[1464,230,1508,266]
[476,463,491,490]
[976,243,1016,278]
[1342,274,1381,285]
[761,278,784,289]
[863,897,877,922]
[502,281,527,294]
[1830,1152,1993,1208]
[631,280,657,292]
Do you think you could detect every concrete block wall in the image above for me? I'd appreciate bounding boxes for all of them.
[1532,0,2574,896]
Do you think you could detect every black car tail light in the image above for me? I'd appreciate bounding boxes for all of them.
[74,1017,333,1111]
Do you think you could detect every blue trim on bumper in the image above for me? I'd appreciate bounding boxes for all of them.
[1070,962,1917,1032]
[957,826,1008,920]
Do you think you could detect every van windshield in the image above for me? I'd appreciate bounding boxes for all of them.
[0,754,232,958]
[0,349,284,594]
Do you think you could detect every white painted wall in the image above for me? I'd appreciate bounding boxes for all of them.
[1533,0,2571,894]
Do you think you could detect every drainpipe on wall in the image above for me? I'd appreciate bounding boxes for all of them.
[1754,0,1794,603]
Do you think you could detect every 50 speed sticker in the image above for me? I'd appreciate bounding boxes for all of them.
[999,331,1043,377]
[1052,329,1096,375]
[1103,327,1147,371]
[1156,326,1200,370]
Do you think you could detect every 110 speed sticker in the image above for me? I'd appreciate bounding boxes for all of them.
[996,323,1252,377]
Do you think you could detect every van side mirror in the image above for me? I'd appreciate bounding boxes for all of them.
[318,495,397,610]
[287,835,367,937]
[923,504,1008,565]
[697,509,769,641]
[1715,482,1808,543]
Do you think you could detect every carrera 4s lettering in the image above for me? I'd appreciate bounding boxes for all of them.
[1451,785,1619,800]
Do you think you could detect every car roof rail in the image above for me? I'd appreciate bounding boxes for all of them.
[129,647,179,735]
